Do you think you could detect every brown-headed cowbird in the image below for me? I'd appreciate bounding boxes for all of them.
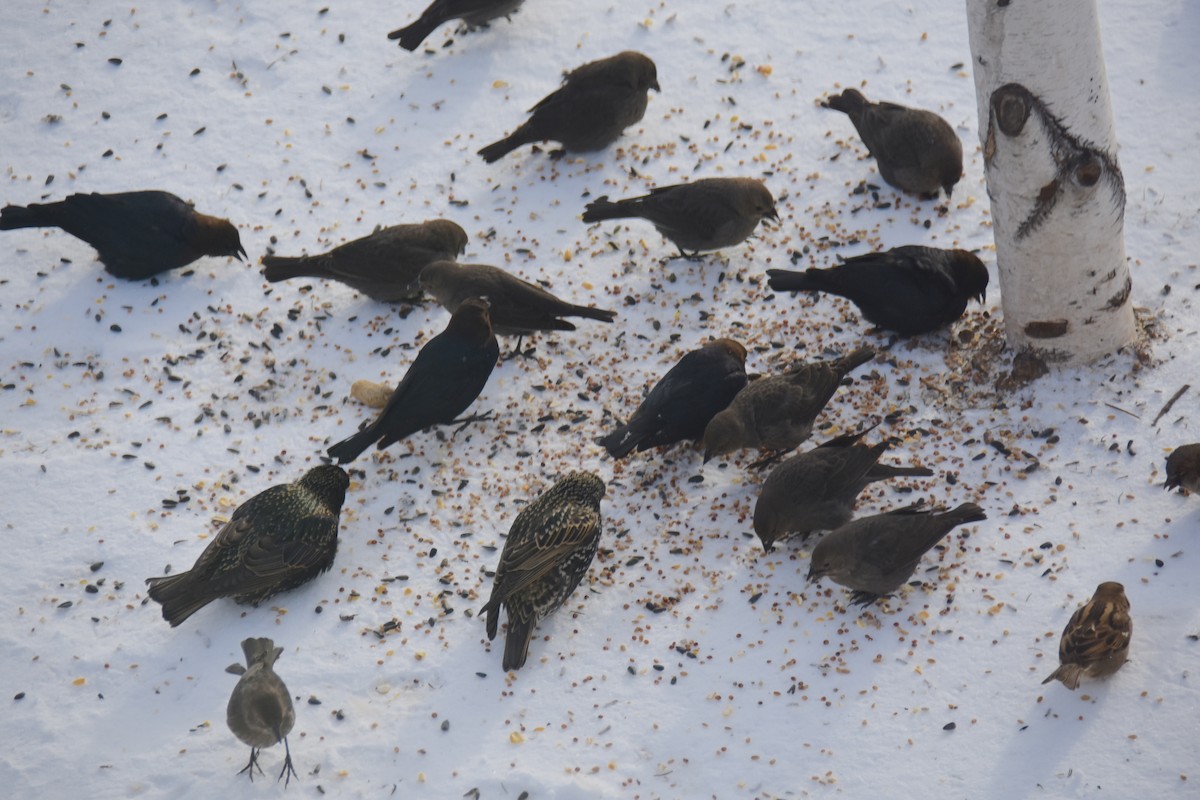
[767,246,988,336]
[599,338,748,459]
[388,0,524,51]
[225,637,297,785]
[702,346,876,462]
[481,472,605,671]
[1164,443,1200,494]
[825,88,962,197]
[145,465,349,627]
[0,190,245,280]
[478,51,659,163]
[326,298,499,463]
[582,177,777,258]
[807,502,986,605]
[752,429,933,552]
[262,219,467,302]
[1043,582,1131,690]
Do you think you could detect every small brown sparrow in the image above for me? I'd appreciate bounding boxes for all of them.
[1042,581,1131,690]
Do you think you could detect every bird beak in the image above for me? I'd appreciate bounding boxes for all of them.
[765,206,780,223]
[975,289,987,304]
[702,448,714,464]
[236,245,248,261]
[651,79,661,92]
[806,568,820,583]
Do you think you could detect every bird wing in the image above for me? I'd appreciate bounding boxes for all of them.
[61,191,197,272]
[856,105,928,168]
[489,504,601,603]
[886,246,959,293]
[236,513,340,587]
[185,486,291,576]
[1059,598,1132,665]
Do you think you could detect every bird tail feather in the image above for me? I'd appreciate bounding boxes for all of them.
[387,15,441,52]
[581,197,638,224]
[766,268,822,294]
[945,502,987,525]
[1042,663,1082,690]
[569,305,617,324]
[502,619,534,671]
[261,254,325,283]
[835,346,876,376]
[598,424,640,459]
[0,203,52,230]
[145,573,216,627]
[478,124,536,164]
[326,424,380,464]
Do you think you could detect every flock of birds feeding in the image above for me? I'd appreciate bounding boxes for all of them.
[6,0,1188,785]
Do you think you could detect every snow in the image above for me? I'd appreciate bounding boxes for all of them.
[1,1,1198,798]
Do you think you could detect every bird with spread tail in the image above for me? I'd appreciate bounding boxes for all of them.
[388,0,525,51]
[262,219,467,302]
[145,465,349,627]
[0,190,245,280]
[225,637,298,785]
[481,472,606,671]
[326,298,499,463]
[1042,582,1132,690]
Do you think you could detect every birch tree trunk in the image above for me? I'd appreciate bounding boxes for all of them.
[966,0,1136,364]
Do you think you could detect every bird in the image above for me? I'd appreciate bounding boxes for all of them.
[1164,444,1200,494]
[326,298,499,463]
[1042,582,1132,690]
[752,429,934,552]
[388,0,525,51]
[261,219,467,302]
[807,502,986,605]
[702,346,876,463]
[825,88,963,197]
[145,465,349,627]
[581,177,778,258]
[0,190,245,280]
[225,637,298,785]
[599,338,748,459]
[767,246,988,336]
[478,51,659,163]
[481,472,606,671]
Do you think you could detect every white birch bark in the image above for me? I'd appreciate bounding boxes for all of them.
[966,0,1136,363]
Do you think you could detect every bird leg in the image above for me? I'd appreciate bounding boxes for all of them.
[238,747,265,781]
[502,335,538,361]
[276,736,299,787]
[665,249,704,262]
[449,410,494,433]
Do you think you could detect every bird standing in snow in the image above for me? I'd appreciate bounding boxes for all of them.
[1042,582,1132,690]
[226,637,298,785]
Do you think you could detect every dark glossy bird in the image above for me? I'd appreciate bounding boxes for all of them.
[702,346,876,462]
[1042,581,1132,690]
[599,338,748,459]
[388,0,524,51]
[807,502,986,605]
[145,465,349,627]
[481,472,605,671]
[582,177,777,258]
[767,246,988,336]
[752,429,933,552]
[0,190,245,280]
[226,637,298,785]
[326,298,499,463]
[825,88,962,197]
[1164,443,1200,494]
[478,51,659,163]
[419,260,616,335]
[262,219,467,302]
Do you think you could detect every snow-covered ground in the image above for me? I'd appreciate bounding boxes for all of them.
[1,1,1197,797]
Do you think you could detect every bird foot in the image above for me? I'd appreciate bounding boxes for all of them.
[502,343,538,362]
[664,250,705,263]
[450,411,494,433]
[277,738,298,787]
[238,748,265,781]
[848,590,884,607]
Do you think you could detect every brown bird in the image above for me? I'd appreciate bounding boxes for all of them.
[262,219,467,302]
[599,338,748,459]
[581,177,778,258]
[825,88,963,197]
[767,246,988,337]
[388,0,524,51]
[753,429,933,552]
[0,190,245,280]
[1042,582,1132,690]
[1164,443,1200,494]
[807,502,986,605]
[419,260,617,337]
[225,637,298,785]
[326,298,499,463]
[481,472,606,671]
[478,51,659,163]
[702,346,876,462]
[144,465,349,626]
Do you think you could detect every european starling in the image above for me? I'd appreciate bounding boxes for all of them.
[388,0,524,51]
[145,465,349,627]
[225,637,298,785]
[478,51,659,163]
[581,177,778,258]
[419,260,617,336]
[326,298,499,463]
[752,429,933,552]
[825,88,962,197]
[0,190,245,280]
[262,219,467,302]
[807,502,986,605]
[702,346,876,462]
[767,246,988,336]
[599,338,748,459]
[1164,443,1200,494]
[1042,581,1132,690]
[481,472,606,671]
